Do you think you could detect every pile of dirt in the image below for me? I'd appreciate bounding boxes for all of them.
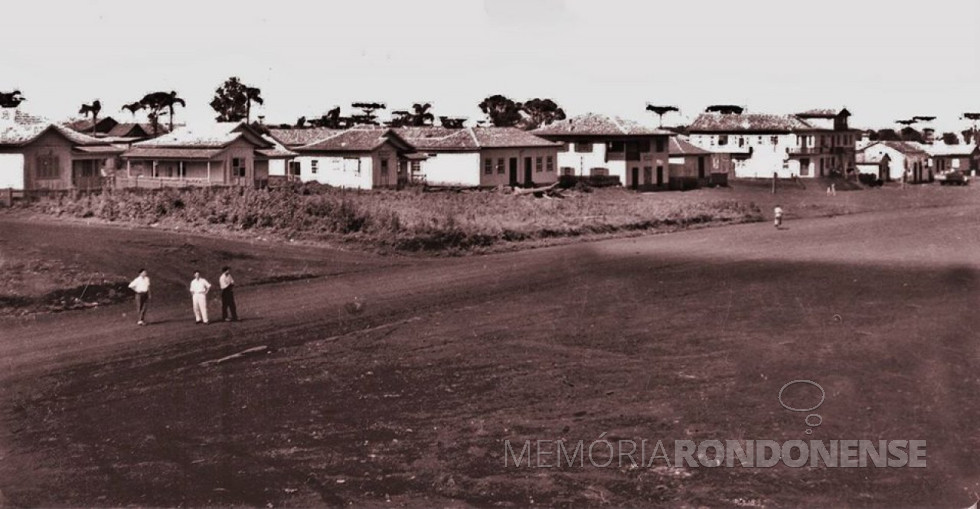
[0,281,131,316]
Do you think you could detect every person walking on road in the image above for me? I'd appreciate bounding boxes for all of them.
[128,268,150,326]
[774,205,784,229]
[189,270,212,324]
[219,266,238,322]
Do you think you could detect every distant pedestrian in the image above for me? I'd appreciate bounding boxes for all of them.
[219,266,238,322]
[831,183,836,196]
[128,268,150,326]
[189,270,212,324]
[774,205,784,229]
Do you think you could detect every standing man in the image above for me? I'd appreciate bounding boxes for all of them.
[219,266,238,322]
[773,205,784,229]
[128,268,150,326]
[189,270,211,325]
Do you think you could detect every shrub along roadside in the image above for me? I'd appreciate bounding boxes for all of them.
[19,185,763,253]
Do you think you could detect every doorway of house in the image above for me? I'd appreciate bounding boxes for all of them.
[656,166,664,186]
[631,167,639,190]
[523,157,532,186]
[509,158,518,186]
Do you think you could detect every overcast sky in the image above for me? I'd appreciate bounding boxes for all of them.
[2,0,978,131]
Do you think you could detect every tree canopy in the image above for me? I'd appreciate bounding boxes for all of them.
[210,77,264,122]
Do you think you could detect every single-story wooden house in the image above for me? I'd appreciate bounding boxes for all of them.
[668,137,717,189]
[291,128,414,189]
[119,122,294,188]
[395,127,561,187]
[267,127,343,180]
[532,113,673,189]
[924,143,980,176]
[0,108,125,191]
[856,141,930,183]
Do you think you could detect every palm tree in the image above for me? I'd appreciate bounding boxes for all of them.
[140,91,185,131]
[646,104,679,127]
[244,86,263,123]
[79,99,102,134]
[122,101,143,117]
[409,102,435,126]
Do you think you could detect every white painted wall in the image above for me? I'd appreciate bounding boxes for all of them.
[268,159,286,177]
[419,152,480,186]
[555,142,629,182]
[296,155,374,189]
[0,154,25,190]
[689,133,801,178]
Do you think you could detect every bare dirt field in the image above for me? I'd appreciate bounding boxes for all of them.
[1,185,979,507]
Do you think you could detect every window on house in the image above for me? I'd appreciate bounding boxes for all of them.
[608,141,625,153]
[757,136,763,144]
[289,161,301,175]
[536,157,543,172]
[344,158,360,175]
[311,160,319,174]
[771,136,779,145]
[718,135,729,146]
[484,158,493,175]
[546,156,554,172]
[643,167,652,185]
[576,142,593,153]
[637,140,651,152]
[655,138,666,152]
[562,142,570,152]
[410,160,421,173]
[561,167,575,176]
[177,162,187,178]
[36,154,60,180]
[738,137,745,147]
[232,158,246,177]
[381,159,389,175]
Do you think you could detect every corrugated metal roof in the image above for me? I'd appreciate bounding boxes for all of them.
[123,147,225,159]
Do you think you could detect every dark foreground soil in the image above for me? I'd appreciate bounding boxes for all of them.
[1,200,979,507]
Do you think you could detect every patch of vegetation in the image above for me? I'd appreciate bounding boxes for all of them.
[19,184,764,253]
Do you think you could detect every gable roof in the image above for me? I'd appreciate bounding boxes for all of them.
[860,140,928,156]
[296,128,413,153]
[267,127,344,148]
[922,142,980,157]
[66,116,119,134]
[106,122,162,138]
[669,137,712,156]
[855,151,889,164]
[1,110,111,147]
[689,113,812,133]
[395,127,558,151]
[256,134,298,159]
[533,113,673,137]
[132,122,272,149]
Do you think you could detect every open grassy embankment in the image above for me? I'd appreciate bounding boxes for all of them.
[15,183,764,253]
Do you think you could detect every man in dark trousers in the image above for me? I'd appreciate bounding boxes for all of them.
[128,268,150,325]
[219,266,238,322]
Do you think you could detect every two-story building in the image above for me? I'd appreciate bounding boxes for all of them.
[533,113,673,190]
[687,108,858,179]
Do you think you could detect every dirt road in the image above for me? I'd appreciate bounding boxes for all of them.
[1,205,979,507]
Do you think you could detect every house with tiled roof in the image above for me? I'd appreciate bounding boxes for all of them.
[396,127,560,187]
[687,108,859,179]
[855,151,891,181]
[0,108,126,191]
[856,141,930,183]
[290,128,415,189]
[533,113,673,190]
[119,122,294,188]
[922,142,980,177]
[667,137,729,188]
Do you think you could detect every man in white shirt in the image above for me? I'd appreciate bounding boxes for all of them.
[189,271,212,324]
[219,266,238,322]
[128,268,150,325]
